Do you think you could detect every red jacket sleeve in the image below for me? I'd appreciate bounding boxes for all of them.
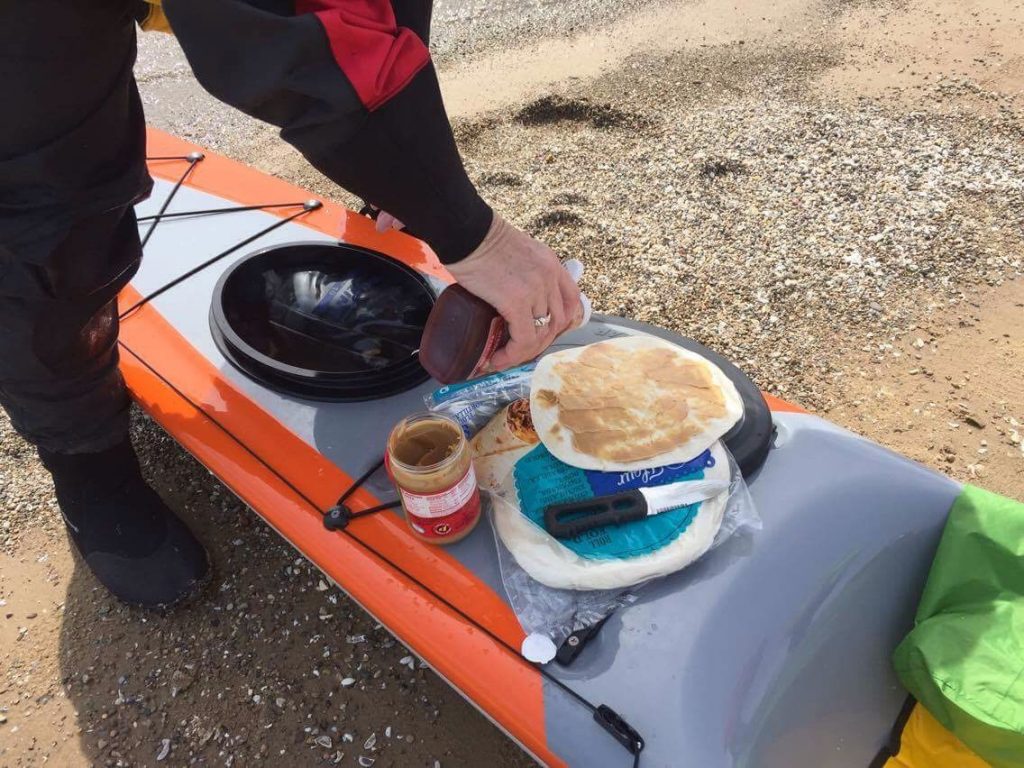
[295,0,430,110]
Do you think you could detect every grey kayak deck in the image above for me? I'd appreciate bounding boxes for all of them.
[128,175,956,767]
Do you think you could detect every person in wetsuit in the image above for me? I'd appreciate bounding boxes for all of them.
[0,0,580,608]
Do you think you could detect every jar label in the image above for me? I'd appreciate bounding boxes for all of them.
[400,465,479,521]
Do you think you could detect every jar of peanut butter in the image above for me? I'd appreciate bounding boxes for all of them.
[386,413,481,544]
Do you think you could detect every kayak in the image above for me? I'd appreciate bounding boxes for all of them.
[124,128,971,767]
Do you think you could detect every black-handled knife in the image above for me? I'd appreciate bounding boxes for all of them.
[544,479,729,539]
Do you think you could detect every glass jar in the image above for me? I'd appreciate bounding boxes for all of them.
[386,412,481,544]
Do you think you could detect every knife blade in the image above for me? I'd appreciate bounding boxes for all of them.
[544,478,729,539]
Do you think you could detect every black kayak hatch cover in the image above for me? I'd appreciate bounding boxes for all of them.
[210,242,436,401]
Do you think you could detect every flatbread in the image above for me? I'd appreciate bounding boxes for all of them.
[530,337,743,471]
[472,403,731,590]
[490,441,730,590]
[471,398,539,491]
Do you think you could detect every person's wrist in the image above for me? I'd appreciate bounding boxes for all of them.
[434,202,494,264]
[455,211,517,268]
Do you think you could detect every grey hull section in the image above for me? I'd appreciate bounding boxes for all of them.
[133,180,958,767]
[541,413,956,767]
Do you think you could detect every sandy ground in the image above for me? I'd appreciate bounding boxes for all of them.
[2,0,1023,766]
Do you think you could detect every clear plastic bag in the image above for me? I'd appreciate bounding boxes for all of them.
[487,444,759,661]
[423,358,761,663]
[423,363,535,437]
[258,263,429,371]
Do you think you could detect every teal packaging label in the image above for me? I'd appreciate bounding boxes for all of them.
[427,363,536,404]
[513,445,712,560]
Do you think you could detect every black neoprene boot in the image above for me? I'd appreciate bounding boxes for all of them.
[39,439,210,609]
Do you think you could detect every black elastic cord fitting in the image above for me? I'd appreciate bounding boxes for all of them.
[594,705,645,758]
[323,504,352,531]
[556,617,610,666]
[322,457,400,531]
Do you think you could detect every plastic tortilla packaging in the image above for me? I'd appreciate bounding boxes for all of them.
[472,398,759,659]
[428,338,761,659]
[423,363,536,438]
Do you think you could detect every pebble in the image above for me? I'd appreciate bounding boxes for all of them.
[460,60,1024,414]
[341,678,356,688]
[156,739,171,761]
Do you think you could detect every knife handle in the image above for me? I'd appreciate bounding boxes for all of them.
[544,489,647,539]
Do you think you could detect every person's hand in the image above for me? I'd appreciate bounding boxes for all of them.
[375,210,405,233]
[446,213,581,371]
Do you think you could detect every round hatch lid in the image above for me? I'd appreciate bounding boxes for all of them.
[210,242,435,401]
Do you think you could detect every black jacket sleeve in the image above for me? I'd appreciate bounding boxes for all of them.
[162,0,492,263]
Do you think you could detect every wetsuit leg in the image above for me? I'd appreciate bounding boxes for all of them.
[0,1,151,454]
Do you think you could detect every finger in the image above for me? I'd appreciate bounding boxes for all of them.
[375,211,406,233]
[489,302,540,371]
[522,296,558,358]
[488,333,531,371]
[542,282,566,343]
[375,212,393,233]
[556,268,582,331]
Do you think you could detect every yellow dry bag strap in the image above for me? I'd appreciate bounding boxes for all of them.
[137,0,172,34]
[883,704,992,768]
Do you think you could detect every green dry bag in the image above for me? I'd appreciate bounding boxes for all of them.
[894,484,1024,768]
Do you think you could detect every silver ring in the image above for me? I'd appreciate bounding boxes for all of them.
[533,313,552,328]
